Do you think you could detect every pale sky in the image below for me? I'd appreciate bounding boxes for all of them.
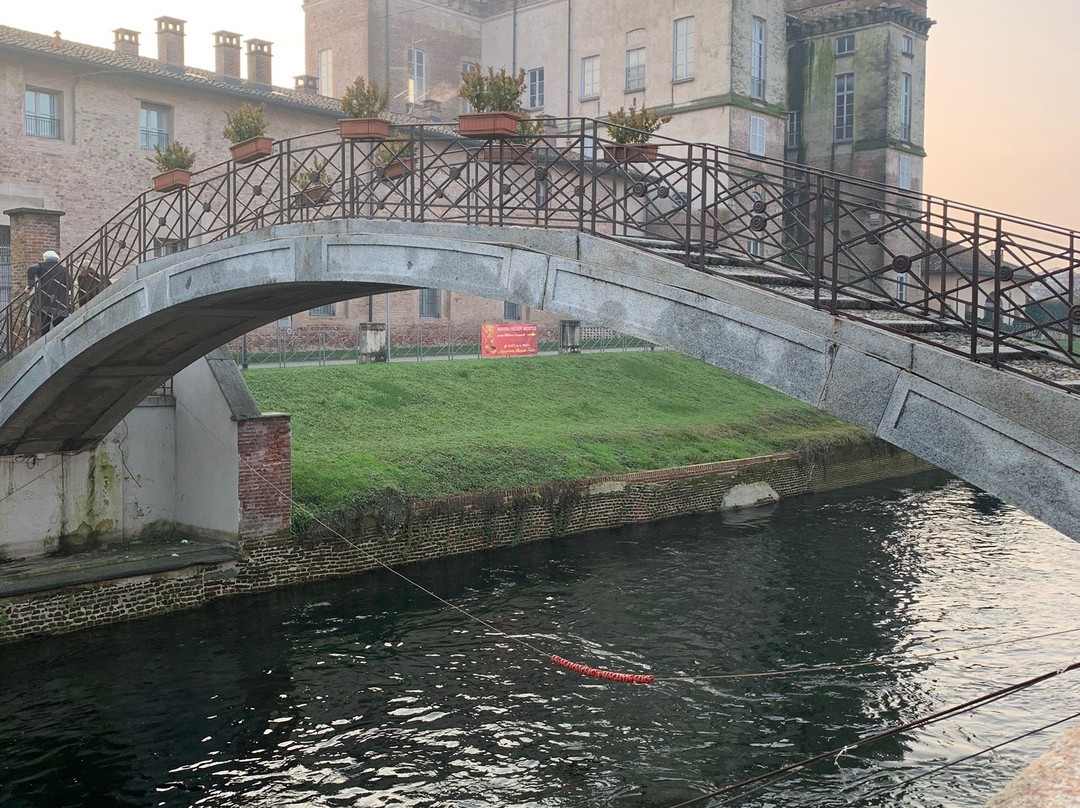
[5,1,1079,229]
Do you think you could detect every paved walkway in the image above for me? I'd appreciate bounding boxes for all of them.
[0,537,236,597]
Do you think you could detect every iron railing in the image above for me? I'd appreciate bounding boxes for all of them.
[2,117,1077,389]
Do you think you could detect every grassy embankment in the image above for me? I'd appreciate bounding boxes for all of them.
[243,352,866,523]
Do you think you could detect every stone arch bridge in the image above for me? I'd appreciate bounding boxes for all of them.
[0,121,1077,538]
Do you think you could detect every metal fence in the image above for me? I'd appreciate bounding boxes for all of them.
[3,116,1076,390]
[227,321,655,368]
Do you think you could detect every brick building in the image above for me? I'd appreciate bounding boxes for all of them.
[0,17,545,339]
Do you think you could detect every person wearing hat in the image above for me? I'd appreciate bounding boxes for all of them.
[25,249,71,336]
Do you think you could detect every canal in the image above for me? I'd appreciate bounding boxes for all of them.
[3,471,1080,807]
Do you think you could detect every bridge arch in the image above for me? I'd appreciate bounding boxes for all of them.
[1,219,1078,538]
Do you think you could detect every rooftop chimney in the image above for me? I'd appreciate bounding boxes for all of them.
[294,75,319,94]
[155,17,186,69]
[214,31,242,79]
[112,29,140,57]
[246,39,273,86]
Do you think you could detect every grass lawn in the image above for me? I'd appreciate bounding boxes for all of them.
[243,352,866,518]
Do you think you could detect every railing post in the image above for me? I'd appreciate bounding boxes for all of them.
[417,125,426,224]
[992,218,1004,368]
[137,200,146,263]
[830,178,841,315]
[1071,232,1077,358]
[683,143,695,267]
[969,212,981,361]
[813,175,825,309]
[589,119,599,237]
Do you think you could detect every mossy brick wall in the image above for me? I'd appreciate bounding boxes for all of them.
[0,438,935,643]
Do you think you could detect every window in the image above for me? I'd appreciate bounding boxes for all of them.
[407,48,426,103]
[527,67,545,109]
[581,55,600,99]
[140,102,172,150]
[750,17,766,100]
[898,154,912,190]
[900,72,913,142]
[836,34,855,56]
[0,226,10,309]
[625,47,645,91]
[504,301,521,321]
[747,239,765,258]
[419,287,441,318]
[317,49,333,96]
[749,115,766,156]
[786,111,800,149]
[25,88,61,139]
[309,304,335,316]
[895,272,909,303]
[462,61,478,111]
[673,17,694,81]
[834,73,854,142]
[902,35,915,56]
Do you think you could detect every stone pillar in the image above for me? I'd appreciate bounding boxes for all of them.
[4,207,64,293]
[237,414,292,541]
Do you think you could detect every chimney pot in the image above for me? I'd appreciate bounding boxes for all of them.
[246,39,273,87]
[294,75,319,94]
[155,16,186,69]
[214,30,242,79]
[113,29,140,57]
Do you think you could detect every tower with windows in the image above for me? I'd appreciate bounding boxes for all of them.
[785,1,934,281]
[785,0,933,188]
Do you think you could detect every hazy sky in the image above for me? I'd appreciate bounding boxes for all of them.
[5,1,1078,228]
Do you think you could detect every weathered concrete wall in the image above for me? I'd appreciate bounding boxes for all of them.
[0,350,257,560]
[0,397,176,560]
[0,438,935,643]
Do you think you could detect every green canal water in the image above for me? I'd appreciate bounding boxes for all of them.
[3,472,1080,807]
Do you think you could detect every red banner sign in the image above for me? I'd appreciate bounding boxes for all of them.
[481,322,538,358]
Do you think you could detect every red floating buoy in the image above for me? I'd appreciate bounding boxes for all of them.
[551,654,655,685]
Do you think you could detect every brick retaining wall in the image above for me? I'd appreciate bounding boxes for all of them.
[0,438,935,643]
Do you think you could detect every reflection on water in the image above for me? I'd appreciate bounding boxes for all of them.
[3,472,1080,807]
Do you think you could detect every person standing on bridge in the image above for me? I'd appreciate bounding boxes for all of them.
[25,250,70,337]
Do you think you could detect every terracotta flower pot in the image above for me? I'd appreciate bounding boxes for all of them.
[229,135,274,164]
[152,168,191,192]
[339,118,390,141]
[294,184,331,207]
[602,142,660,162]
[480,143,534,164]
[458,111,521,139]
[382,159,413,180]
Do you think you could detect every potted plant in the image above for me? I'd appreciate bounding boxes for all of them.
[223,103,273,163]
[603,106,673,161]
[340,75,391,141]
[458,66,525,138]
[148,140,196,192]
[291,158,332,206]
[374,140,414,180]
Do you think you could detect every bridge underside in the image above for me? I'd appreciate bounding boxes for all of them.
[1,220,1078,538]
